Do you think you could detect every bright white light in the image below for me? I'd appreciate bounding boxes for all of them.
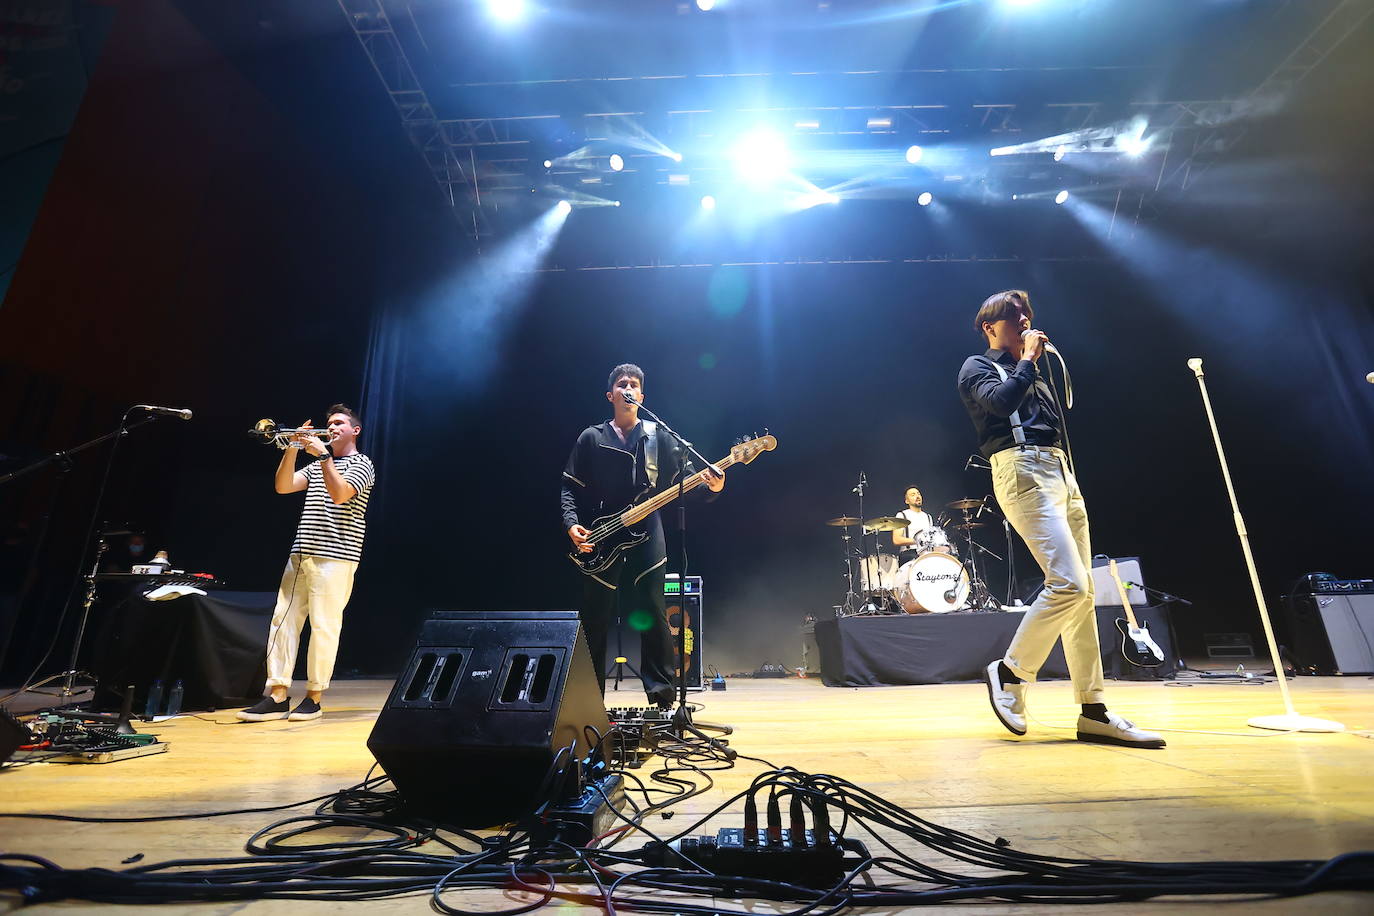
[917,191,933,206]
[543,159,553,169]
[1002,0,1042,8]
[1054,190,1069,205]
[905,145,924,164]
[487,0,525,24]
[731,128,791,184]
[608,153,625,172]
[989,145,1014,157]
[1053,147,1065,162]
[613,201,621,207]
[792,189,840,211]
[1121,135,1151,157]
[670,151,683,163]
[556,200,572,215]
[696,0,715,10]
[700,195,716,211]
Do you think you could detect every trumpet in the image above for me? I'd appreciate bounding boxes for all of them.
[249,419,332,449]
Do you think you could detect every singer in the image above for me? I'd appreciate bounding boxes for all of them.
[238,404,376,723]
[560,364,723,708]
[956,290,1163,748]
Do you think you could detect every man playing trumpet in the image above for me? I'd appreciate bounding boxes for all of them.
[238,405,376,722]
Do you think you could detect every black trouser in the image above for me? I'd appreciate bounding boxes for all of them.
[580,530,675,701]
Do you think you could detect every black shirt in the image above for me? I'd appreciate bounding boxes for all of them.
[957,348,1062,457]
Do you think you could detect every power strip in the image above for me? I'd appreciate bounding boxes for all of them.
[642,827,869,888]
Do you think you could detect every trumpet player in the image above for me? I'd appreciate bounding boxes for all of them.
[238,405,375,723]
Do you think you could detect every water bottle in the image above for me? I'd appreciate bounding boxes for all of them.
[144,679,164,718]
[165,679,184,718]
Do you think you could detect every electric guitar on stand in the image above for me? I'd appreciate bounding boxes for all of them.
[569,435,777,575]
[1108,558,1165,667]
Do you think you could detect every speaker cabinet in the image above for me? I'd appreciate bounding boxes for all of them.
[367,611,609,827]
[1283,593,1374,675]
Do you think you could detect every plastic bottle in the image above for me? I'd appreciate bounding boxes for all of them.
[165,679,184,718]
[144,679,164,718]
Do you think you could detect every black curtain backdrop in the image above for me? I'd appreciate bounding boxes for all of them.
[2,1,1371,685]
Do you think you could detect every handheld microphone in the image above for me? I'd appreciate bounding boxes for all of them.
[1187,358,1204,378]
[134,405,193,420]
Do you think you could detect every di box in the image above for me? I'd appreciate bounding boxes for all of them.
[367,611,609,827]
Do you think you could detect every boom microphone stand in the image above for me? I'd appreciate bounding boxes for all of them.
[620,394,731,748]
[1187,358,1341,733]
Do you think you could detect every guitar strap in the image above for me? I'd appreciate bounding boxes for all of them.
[991,359,1027,447]
[641,420,659,487]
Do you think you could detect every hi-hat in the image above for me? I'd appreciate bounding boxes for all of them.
[826,516,863,527]
[946,498,985,510]
[949,521,985,530]
[863,516,909,532]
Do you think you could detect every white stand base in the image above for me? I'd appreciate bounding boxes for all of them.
[1248,713,1345,733]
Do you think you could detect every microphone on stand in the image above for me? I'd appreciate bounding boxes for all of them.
[622,391,637,405]
[134,405,193,420]
[851,471,866,495]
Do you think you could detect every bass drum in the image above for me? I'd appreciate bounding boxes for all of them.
[858,554,898,593]
[894,553,969,614]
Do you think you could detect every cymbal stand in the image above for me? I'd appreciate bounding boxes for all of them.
[838,524,861,615]
[954,501,1001,611]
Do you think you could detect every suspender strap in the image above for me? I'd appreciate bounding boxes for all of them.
[991,360,1027,447]
[641,421,659,487]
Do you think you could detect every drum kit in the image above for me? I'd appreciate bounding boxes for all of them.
[827,482,1004,617]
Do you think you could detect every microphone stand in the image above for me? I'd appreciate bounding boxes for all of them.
[0,413,161,701]
[624,398,730,748]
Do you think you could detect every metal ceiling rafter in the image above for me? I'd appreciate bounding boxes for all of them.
[337,0,485,238]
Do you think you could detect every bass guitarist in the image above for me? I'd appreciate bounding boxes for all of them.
[561,363,724,707]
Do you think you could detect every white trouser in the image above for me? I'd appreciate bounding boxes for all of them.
[991,445,1105,704]
[264,554,357,693]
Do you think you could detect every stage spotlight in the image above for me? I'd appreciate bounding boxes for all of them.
[670,151,683,163]
[917,191,933,206]
[614,201,621,207]
[701,195,717,211]
[731,128,791,183]
[609,154,625,172]
[1121,135,1150,157]
[486,0,525,24]
[1053,147,1065,162]
[543,159,553,169]
[556,200,572,215]
[905,145,924,164]
[1054,190,1069,204]
[696,0,715,9]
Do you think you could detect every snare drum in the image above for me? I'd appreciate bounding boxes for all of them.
[858,554,898,593]
[893,554,969,614]
[914,525,957,557]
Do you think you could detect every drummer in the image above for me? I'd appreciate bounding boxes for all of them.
[891,486,934,565]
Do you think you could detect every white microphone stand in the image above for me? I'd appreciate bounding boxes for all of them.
[1187,358,1342,733]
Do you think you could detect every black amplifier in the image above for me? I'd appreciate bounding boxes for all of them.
[1309,578,1374,595]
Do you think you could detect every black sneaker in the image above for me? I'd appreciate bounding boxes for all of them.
[237,696,290,721]
[288,697,322,721]
[647,685,676,710]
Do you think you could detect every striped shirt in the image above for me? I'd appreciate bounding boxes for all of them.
[290,453,375,563]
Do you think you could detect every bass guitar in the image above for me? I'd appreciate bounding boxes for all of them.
[569,435,777,575]
[1108,558,1164,667]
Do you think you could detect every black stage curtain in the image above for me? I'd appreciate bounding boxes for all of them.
[815,606,1176,688]
[91,588,272,712]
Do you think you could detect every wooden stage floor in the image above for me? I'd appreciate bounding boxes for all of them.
[3,675,1373,913]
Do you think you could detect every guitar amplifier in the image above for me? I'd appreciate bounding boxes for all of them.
[1281,592,1374,675]
[665,575,704,690]
[1090,557,1147,607]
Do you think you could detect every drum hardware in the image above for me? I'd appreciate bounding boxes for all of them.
[946,495,1002,611]
[825,517,863,527]
[945,498,985,510]
[893,553,970,614]
[948,521,985,531]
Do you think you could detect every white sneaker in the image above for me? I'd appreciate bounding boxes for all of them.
[1077,712,1166,749]
[984,660,1027,736]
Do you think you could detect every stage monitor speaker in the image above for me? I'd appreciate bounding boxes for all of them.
[1283,593,1374,675]
[367,610,609,828]
[1,706,26,764]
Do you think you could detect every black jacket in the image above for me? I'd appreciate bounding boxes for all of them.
[560,420,694,535]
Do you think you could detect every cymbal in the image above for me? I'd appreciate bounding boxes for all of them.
[946,498,985,510]
[949,521,985,530]
[825,516,863,527]
[863,516,909,532]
